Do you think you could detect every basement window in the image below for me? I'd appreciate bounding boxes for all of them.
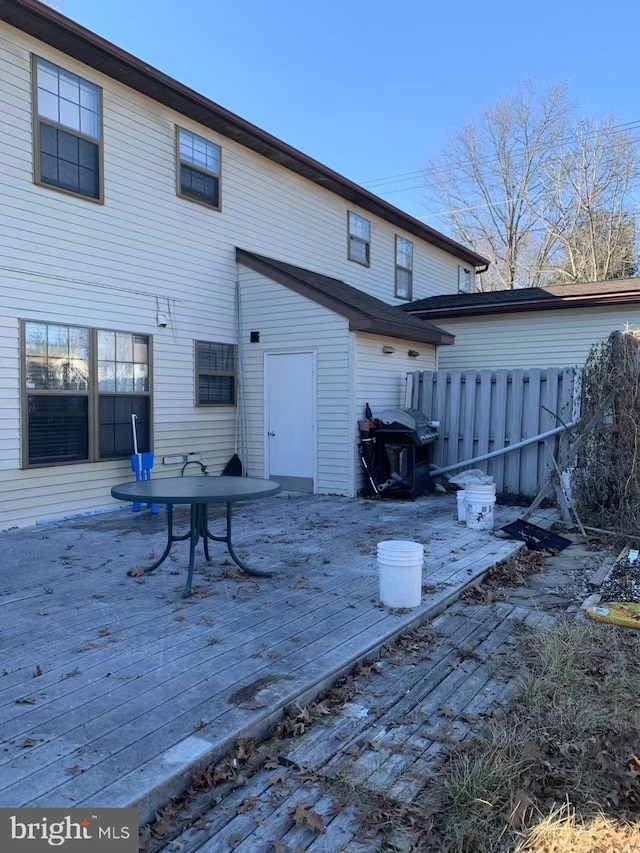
[177,127,221,209]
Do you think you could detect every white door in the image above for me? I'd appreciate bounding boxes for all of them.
[265,351,315,492]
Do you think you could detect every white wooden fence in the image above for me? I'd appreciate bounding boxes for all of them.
[406,367,580,496]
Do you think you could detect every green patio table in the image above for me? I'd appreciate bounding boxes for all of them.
[111,476,281,597]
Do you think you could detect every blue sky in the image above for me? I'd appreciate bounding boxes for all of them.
[57,0,639,223]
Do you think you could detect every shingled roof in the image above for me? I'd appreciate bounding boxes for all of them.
[236,250,455,346]
[403,278,640,318]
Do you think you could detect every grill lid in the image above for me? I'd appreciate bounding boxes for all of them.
[378,407,431,431]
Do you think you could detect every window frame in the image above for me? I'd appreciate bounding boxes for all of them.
[194,340,237,407]
[20,321,153,469]
[175,126,222,211]
[31,54,104,204]
[394,235,414,299]
[458,266,472,293]
[347,211,371,267]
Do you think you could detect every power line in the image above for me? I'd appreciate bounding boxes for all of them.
[360,118,640,192]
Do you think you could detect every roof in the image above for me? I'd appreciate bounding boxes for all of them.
[0,0,488,270]
[402,278,640,318]
[236,250,455,346]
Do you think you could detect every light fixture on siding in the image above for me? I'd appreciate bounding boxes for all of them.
[382,345,395,354]
[408,349,420,358]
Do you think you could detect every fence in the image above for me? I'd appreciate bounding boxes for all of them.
[406,367,580,496]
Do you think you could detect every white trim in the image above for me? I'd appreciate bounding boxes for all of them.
[347,331,358,497]
[263,349,317,492]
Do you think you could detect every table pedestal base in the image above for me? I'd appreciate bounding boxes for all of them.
[128,503,274,597]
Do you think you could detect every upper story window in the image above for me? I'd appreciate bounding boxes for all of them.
[395,236,413,299]
[33,57,102,201]
[177,127,221,209]
[458,266,472,293]
[348,212,370,266]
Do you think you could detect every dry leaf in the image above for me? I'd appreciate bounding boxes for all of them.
[509,790,534,830]
[43,586,54,594]
[32,665,43,678]
[523,741,542,760]
[269,769,289,785]
[16,696,37,705]
[99,627,111,637]
[438,706,455,718]
[21,738,39,747]
[60,667,81,681]
[128,567,146,577]
[65,765,83,776]
[38,609,48,616]
[458,710,478,723]
[288,803,325,833]
[237,796,257,814]
[228,834,243,849]
[193,719,207,732]
[270,839,290,853]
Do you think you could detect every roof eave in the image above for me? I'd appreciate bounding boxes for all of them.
[406,291,640,319]
[0,0,488,268]
[349,317,454,346]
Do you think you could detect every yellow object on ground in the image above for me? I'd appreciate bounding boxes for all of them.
[587,602,640,629]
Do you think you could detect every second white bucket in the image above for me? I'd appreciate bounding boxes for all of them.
[464,484,496,531]
[377,540,424,608]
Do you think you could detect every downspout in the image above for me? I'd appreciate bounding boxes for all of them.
[235,267,249,476]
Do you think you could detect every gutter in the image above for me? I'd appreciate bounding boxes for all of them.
[405,291,640,319]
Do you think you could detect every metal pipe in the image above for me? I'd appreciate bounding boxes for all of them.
[430,421,577,477]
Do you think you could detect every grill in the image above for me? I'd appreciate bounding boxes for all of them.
[363,408,439,500]
[377,407,439,447]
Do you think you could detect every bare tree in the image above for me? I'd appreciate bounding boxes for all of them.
[424,84,640,289]
[541,117,639,283]
[424,82,572,290]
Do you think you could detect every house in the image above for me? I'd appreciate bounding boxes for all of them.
[0,0,486,530]
[403,279,640,370]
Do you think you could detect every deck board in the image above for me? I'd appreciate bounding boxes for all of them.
[0,491,554,822]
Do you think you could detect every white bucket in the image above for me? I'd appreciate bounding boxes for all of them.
[377,540,423,608]
[456,490,466,522]
[464,484,496,531]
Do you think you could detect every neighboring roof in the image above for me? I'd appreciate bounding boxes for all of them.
[0,1,488,270]
[236,250,455,346]
[403,278,640,318]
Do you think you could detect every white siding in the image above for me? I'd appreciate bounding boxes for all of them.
[436,305,640,370]
[0,22,471,527]
[354,334,437,493]
[237,267,352,496]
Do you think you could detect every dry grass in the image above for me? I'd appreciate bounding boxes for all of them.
[431,619,640,853]
[515,804,640,853]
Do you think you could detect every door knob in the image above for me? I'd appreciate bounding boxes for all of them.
[267,431,276,436]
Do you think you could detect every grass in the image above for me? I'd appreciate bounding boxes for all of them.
[431,618,640,853]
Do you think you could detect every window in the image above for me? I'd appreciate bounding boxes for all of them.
[33,57,102,201]
[458,266,472,293]
[23,322,151,467]
[395,236,413,299]
[177,127,221,208]
[195,341,236,405]
[348,212,370,266]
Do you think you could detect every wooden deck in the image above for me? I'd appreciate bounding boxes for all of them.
[0,492,554,823]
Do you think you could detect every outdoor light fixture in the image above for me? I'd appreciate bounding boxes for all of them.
[408,349,420,358]
[382,345,395,354]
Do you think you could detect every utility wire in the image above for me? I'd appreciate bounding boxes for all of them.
[360,119,640,192]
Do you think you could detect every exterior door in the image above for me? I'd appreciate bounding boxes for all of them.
[265,351,315,492]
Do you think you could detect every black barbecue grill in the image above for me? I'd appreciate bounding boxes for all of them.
[370,408,439,499]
